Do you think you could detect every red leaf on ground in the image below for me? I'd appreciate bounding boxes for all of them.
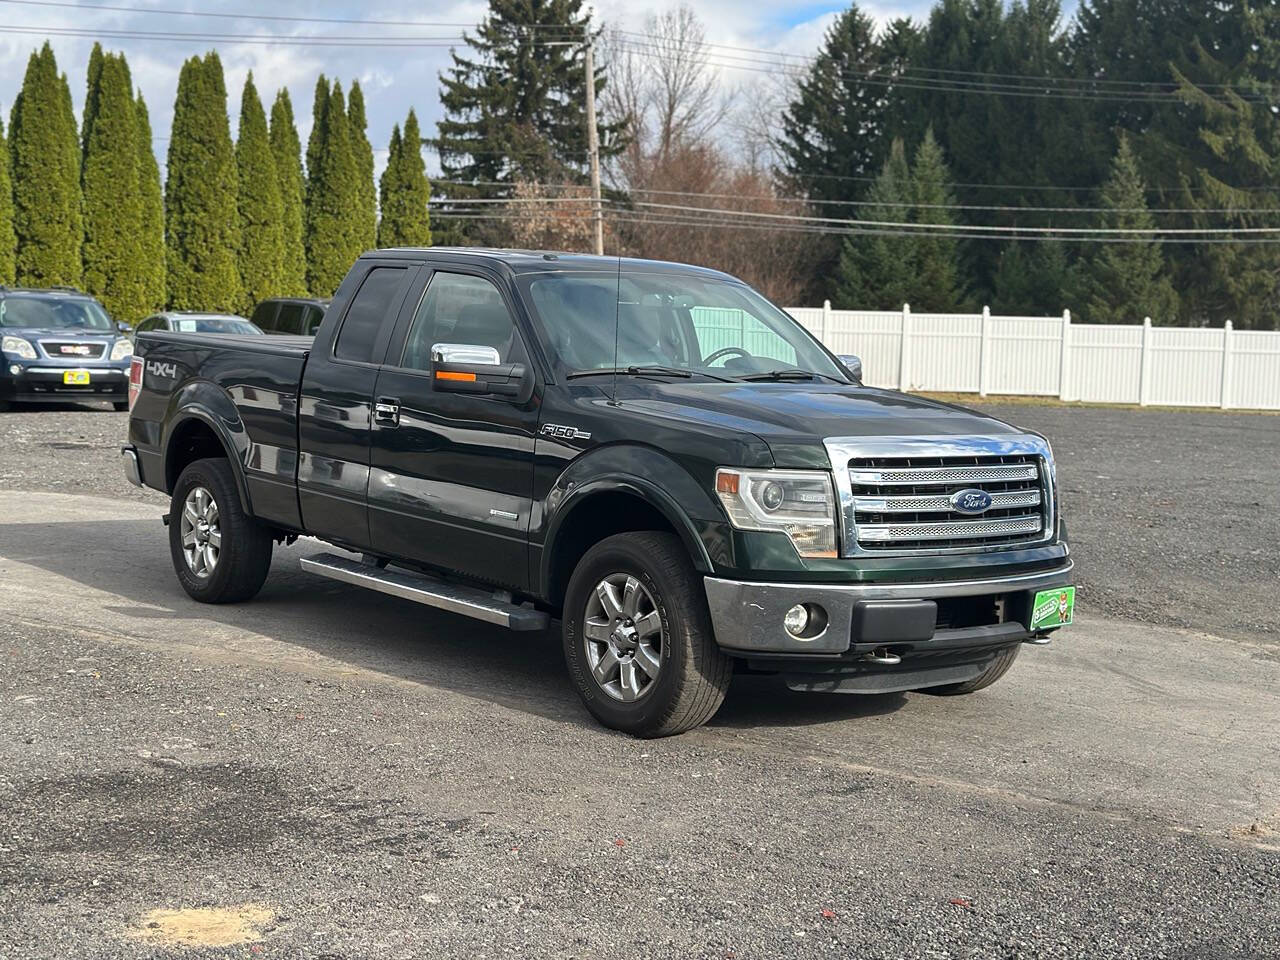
[614,838,626,847]
[949,898,973,909]
[820,908,837,920]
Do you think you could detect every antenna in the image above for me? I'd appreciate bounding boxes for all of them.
[611,254,621,404]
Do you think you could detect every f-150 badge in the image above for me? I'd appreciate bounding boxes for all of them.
[540,423,591,440]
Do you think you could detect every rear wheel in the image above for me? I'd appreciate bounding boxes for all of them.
[168,458,273,604]
[925,645,1020,695]
[563,532,731,737]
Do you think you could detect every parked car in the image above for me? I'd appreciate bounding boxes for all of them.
[135,312,263,336]
[0,285,133,411]
[123,249,1074,737]
[248,297,329,336]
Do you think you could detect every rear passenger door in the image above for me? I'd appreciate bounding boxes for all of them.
[366,267,540,590]
[297,262,420,551]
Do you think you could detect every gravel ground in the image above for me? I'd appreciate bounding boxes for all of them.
[0,400,1277,958]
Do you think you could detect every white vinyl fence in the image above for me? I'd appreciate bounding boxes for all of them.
[787,302,1280,411]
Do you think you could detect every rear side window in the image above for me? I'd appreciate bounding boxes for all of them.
[334,268,406,363]
[304,306,325,335]
[276,303,304,334]
[250,301,279,331]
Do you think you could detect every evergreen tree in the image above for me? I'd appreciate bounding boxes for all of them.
[378,109,432,248]
[833,139,915,309]
[780,6,897,206]
[993,241,1072,316]
[9,42,82,287]
[1079,135,1178,324]
[166,52,242,311]
[134,92,166,313]
[81,42,104,162]
[0,115,15,284]
[235,73,284,314]
[269,88,308,296]
[436,0,624,191]
[347,80,377,251]
[909,128,963,311]
[305,80,362,296]
[82,50,146,324]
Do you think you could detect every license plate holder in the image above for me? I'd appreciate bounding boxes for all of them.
[1030,586,1074,630]
[63,369,91,385]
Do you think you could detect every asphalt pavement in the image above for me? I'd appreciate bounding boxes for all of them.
[0,402,1277,959]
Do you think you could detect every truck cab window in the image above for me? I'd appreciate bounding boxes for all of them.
[401,272,521,370]
[276,303,304,335]
[334,267,406,363]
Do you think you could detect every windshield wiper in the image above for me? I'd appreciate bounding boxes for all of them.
[567,365,736,383]
[738,368,828,382]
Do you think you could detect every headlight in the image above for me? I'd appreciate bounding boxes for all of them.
[715,468,837,558]
[110,339,133,361]
[2,335,37,360]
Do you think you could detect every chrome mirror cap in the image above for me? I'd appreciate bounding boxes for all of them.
[431,342,501,365]
[838,354,863,383]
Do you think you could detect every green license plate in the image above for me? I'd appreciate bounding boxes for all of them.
[1030,587,1074,630]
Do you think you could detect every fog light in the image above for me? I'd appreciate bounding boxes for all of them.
[784,604,809,636]
[8,364,20,376]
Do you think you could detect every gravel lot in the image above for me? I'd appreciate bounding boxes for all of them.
[0,400,1277,958]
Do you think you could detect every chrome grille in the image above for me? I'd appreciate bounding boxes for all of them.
[846,452,1050,552]
[40,340,106,359]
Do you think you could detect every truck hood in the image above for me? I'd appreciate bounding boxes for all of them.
[616,381,1026,468]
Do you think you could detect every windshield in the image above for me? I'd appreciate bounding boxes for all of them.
[0,296,114,331]
[172,316,259,334]
[522,270,845,382]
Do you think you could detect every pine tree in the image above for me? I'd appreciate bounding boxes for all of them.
[82,50,146,324]
[436,0,624,191]
[1080,135,1178,324]
[909,129,963,311]
[378,109,432,248]
[9,42,82,287]
[235,73,284,314]
[305,81,362,296]
[347,80,377,251]
[0,115,15,284]
[993,241,1072,316]
[269,88,307,295]
[166,52,242,311]
[134,92,166,313]
[833,139,915,309]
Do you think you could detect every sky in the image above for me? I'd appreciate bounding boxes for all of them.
[0,0,1081,184]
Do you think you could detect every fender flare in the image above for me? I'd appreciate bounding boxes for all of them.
[161,381,253,514]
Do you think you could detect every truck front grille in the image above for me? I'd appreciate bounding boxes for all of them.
[847,454,1050,551]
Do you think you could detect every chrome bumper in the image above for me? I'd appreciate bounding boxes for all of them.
[704,562,1074,654]
[121,445,142,487]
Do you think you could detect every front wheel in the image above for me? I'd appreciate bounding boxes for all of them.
[562,532,732,737]
[168,457,273,604]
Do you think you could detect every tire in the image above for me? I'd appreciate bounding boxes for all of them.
[168,457,273,604]
[112,401,129,412]
[562,531,732,738]
[926,644,1020,696]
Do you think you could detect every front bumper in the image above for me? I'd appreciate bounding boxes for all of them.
[704,562,1074,656]
[1,363,128,402]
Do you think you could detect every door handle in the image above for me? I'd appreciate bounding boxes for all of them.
[374,397,400,426]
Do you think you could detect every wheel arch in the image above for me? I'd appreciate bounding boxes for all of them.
[163,404,253,515]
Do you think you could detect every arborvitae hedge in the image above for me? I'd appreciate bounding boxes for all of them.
[0,115,15,284]
[134,92,166,314]
[235,73,284,315]
[82,50,147,324]
[305,81,361,296]
[269,88,308,296]
[166,52,242,312]
[347,81,377,252]
[377,109,431,248]
[10,42,82,287]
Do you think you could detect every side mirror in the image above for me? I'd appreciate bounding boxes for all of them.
[117,321,133,334]
[431,343,533,404]
[838,354,863,384]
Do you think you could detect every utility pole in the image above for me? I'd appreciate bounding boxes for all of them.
[584,37,604,256]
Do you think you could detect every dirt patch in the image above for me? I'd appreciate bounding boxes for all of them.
[128,904,274,948]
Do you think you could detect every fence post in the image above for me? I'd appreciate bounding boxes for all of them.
[1139,317,1153,406]
[820,299,831,346]
[978,306,992,396]
[898,303,912,391]
[1058,309,1072,401]
[1220,320,1234,410]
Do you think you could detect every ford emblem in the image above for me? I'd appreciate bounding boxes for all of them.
[950,488,993,515]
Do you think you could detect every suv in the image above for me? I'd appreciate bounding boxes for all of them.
[134,312,263,336]
[248,297,329,336]
[0,286,133,411]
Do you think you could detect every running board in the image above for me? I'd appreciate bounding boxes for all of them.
[300,552,549,631]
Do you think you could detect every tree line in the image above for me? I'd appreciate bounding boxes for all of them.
[0,42,431,323]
